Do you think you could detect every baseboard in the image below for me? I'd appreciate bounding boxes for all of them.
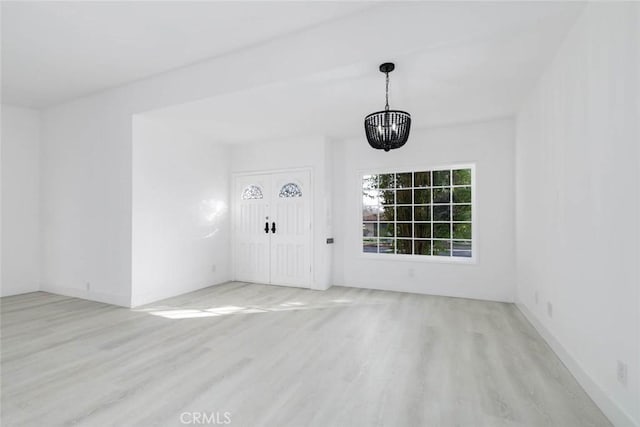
[336,281,513,303]
[40,284,130,308]
[130,278,231,308]
[516,302,638,427]
[0,286,40,298]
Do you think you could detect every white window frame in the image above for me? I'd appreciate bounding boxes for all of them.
[357,163,477,264]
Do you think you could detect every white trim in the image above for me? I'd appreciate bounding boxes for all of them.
[359,252,475,264]
[231,166,313,178]
[130,279,231,308]
[337,281,512,303]
[357,163,477,263]
[40,284,131,308]
[516,302,638,427]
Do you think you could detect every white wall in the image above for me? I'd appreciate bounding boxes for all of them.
[515,3,640,426]
[39,97,133,306]
[1,105,40,297]
[333,118,515,302]
[131,117,231,307]
[230,136,333,290]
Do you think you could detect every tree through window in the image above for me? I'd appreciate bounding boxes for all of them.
[362,166,473,258]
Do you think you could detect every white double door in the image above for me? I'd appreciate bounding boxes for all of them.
[234,170,311,287]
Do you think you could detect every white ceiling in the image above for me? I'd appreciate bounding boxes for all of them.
[2,1,585,141]
[1,1,370,107]
[143,2,585,143]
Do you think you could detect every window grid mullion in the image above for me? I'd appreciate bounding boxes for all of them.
[430,170,434,256]
[450,169,453,257]
[363,167,471,259]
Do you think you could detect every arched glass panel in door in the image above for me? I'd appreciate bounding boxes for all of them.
[241,185,263,200]
[279,183,302,198]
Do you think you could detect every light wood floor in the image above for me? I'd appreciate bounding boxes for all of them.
[1,282,610,426]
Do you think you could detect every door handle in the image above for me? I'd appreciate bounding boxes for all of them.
[271,222,276,234]
[264,222,269,234]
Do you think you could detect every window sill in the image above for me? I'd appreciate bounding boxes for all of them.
[358,252,477,264]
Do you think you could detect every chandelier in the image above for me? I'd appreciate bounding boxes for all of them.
[364,62,411,152]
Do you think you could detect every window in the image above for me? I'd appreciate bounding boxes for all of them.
[279,182,302,198]
[362,166,473,259]
[241,185,263,200]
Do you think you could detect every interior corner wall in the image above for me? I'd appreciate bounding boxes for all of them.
[131,117,231,307]
[330,137,346,288]
[515,3,640,425]
[39,97,133,307]
[230,136,333,290]
[332,118,516,302]
[1,105,41,297]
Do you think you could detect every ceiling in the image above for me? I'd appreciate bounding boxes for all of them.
[143,2,585,143]
[2,2,585,141]
[1,1,370,107]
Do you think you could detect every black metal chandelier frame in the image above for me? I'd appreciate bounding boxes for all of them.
[364,62,411,152]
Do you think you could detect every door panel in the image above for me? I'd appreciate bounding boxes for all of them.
[269,171,311,286]
[234,175,270,284]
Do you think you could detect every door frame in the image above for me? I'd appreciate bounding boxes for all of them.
[231,167,314,286]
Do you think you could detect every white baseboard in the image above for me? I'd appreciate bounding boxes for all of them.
[336,281,513,303]
[0,287,40,298]
[40,284,130,307]
[516,302,638,427]
[130,278,231,308]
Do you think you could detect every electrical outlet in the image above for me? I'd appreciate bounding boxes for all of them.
[535,291,539,304]
[547,302,553,318]
[617,361,628,386]
[85,282,91,291]
[408,268,415,278]
[211,264,216,273]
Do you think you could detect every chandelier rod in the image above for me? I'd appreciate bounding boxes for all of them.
[385,71,390,111]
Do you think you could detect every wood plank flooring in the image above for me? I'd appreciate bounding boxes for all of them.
[1,282,610,426]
